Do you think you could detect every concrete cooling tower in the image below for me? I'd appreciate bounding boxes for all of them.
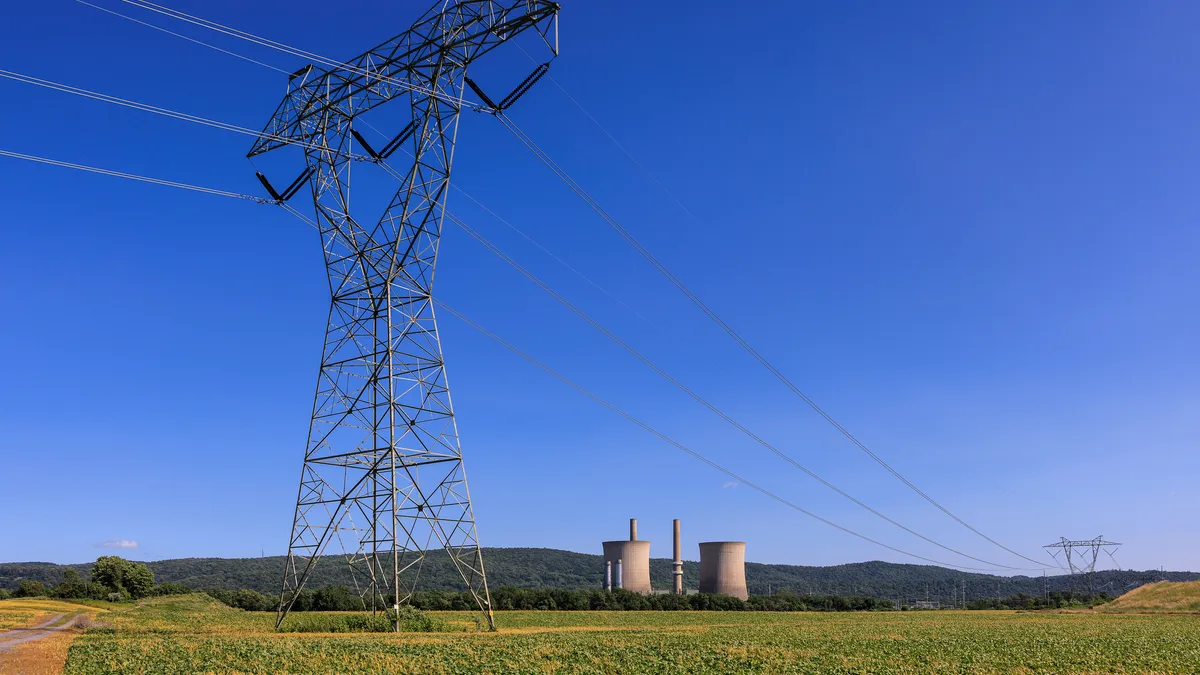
[698,541,747,600]
[601,518,652,594]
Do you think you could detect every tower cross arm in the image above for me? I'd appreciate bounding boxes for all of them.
[247,0,560,158]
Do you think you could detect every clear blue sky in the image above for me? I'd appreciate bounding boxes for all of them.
[1,1,1197,574]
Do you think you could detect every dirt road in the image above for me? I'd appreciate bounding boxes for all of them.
[0,614,79,652]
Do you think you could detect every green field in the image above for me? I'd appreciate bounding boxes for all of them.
[58,595,1200,674]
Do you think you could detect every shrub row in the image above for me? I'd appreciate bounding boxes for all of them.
[202,585,892,613]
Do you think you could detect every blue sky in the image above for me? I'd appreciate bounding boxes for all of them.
[1,0,1197,575]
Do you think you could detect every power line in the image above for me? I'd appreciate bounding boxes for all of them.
[496,112,1054,569]
[436,300,1013,573]
[451,185,658,331]
[0,147,270,203]
[78,0,290,75]
[445,210,1035,571]
[352,117,655,330]
[0,71,1022,570]
[46,3,1045,570]
[512,42,702,225]
[0,67,358,158]
[108,0,474,110]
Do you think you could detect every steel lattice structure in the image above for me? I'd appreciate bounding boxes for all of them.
[249,0,559,631]
[1044,536,1121,595]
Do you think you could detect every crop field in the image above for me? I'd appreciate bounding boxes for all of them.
[43,594,1200,674]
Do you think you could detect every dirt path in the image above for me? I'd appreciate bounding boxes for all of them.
[0,614,78,652]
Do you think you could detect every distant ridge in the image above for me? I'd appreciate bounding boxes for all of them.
[3,548,1195,602]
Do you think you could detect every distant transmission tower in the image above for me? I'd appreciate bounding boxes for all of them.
[249,1,560,631]
[1043,536,1121,595]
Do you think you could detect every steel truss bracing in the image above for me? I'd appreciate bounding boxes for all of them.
[1043,536,1121,595]
[249,0,559,631]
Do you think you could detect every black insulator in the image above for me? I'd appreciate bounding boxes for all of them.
[464,77,499,111]
[350,129,380,159]
[497,63,550,110]
[379,121,418,159]
[289,64,314,81]
[255,172,283,202]
[278,167,315,202]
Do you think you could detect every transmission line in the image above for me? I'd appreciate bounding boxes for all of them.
[78,0,291,75]
[105,0,475,111]
[0,148,270,203]
[46,1,1048,570]
[436,301,1012,573]
[496,112,1054,569]
[445,211,1040,570]
[0,117,1031,572]
[512,42,702,225]
[0,67,359,158]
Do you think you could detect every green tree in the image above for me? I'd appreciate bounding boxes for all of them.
[89,556,156,600]
[123,563,154,599]
[14,580,47,598]
[52,569,89,599]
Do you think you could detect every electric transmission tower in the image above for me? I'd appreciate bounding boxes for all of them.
[1043,536,1121,595]
[248,0,560,631]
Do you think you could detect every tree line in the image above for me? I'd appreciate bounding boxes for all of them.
[966,591,1113,610]
[206,586,895,613]
[0,556,171,602]
[0,555,1109,613]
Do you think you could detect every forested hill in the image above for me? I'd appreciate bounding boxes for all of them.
[3,548,1194,603]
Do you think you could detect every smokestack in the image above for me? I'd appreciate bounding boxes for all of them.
[616,558,624,590]
[630,518,638,541]
[605,560,612,591]
[672,518,683,595]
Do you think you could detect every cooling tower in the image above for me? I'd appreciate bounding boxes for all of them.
[698,541,747,600]
[602,540,652,594]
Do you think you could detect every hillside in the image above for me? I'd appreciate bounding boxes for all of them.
[3,548,1195,602]
[1098,581,1200,614]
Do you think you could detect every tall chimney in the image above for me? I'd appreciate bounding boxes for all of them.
[630,518,638,541]
[605,560,612,591]
[616,558,624,590]
[672,518,683,595]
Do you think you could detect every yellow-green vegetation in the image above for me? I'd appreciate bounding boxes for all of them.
[56,594,1200,674]
[0,598,111,675]
[1099,580,1200,614]
[0,598,106,630]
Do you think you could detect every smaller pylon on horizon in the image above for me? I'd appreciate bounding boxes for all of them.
[1043,536,1122,595]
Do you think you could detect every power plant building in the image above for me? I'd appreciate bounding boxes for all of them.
[699,541,748,600]
[602,518,652,594]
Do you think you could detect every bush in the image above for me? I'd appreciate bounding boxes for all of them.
[231,589,275,612]
[14,581,48,598]
[90,556,155,600]
[152,582,194,597]
[0,589,10,601]
[278,607,447,633]
[311,585,364,612]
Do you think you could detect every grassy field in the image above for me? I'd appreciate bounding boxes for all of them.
[0,598,108,631]
[45,594,1200,674]
[0,598,110,675]
[1100,580,1200,614]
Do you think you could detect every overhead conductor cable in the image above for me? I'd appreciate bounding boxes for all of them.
[445,210,1030,570]
[62,1,1051,570]
[436,301,1011,573]
[495,111,1054,568]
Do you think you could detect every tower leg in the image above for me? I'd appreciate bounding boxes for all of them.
[275,64,493,632]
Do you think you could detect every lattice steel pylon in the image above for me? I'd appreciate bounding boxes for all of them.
[248,0,560,631]
[1043,536,1121,595]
